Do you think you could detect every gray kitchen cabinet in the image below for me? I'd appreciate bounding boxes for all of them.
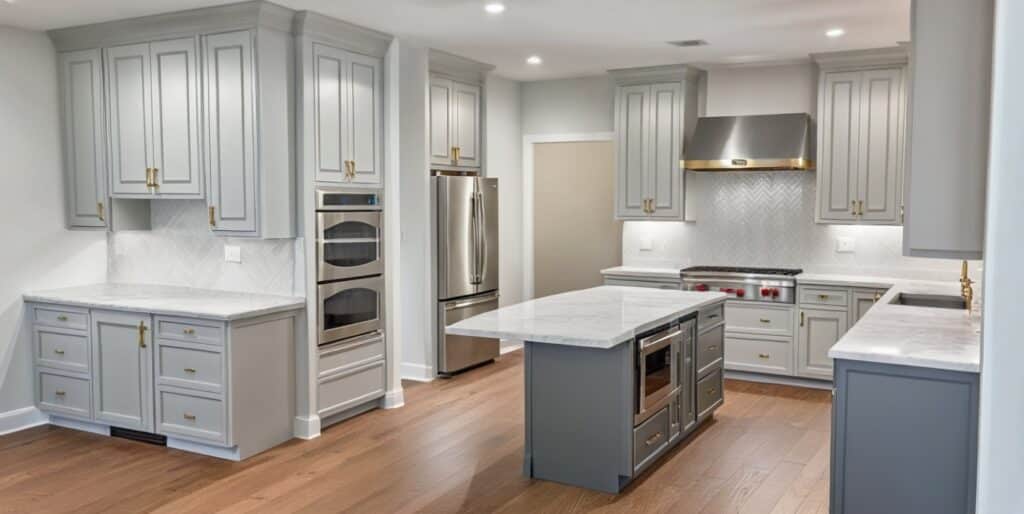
[429,75,481,170]
[814,48,907,226]
[850,288,885,324]
[91,310,154,432]
[58,49,108,229]
[105,38,202,199]
[310,42,383,185]
[610,65,702,221]
[797,306,847,380]
[831,359,978,514]
[903,0,992,260]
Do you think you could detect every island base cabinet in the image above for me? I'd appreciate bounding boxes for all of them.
[830,359,978,514]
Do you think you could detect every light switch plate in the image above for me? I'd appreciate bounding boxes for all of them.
[224,245,242,263]
[835,236,855,253]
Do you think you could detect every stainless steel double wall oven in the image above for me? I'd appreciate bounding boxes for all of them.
[316,188,385,345]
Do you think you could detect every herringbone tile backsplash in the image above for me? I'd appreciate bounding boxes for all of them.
[108,200,300,296]
[623,172,967,280]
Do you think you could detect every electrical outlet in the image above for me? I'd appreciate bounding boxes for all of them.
[835,237,855,253]
[224,245,242,263]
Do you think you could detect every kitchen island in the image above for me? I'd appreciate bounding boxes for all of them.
[447,286,728,493]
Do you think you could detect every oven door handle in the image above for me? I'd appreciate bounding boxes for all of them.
[640,329,681,354]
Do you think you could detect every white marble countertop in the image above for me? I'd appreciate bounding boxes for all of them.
[446,286,727,349]
[600,266,681,281]
[24,283,305,321]
[796,273,903,289]
[827,279,981,373]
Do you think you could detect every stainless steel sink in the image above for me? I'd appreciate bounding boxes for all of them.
[889,293,967,309]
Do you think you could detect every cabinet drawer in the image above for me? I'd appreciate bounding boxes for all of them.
[725,335,794,375]
[634,406,669,472]
[697,368,724,420]
[696,324,724,377]
[725,302,794,337]
[318,360,386,417]
[158,389,226,444]
[156,317,223,346]
[698,302,725,328]
[33,306,88,331]
[157,343,224,393]
[38,371,91,419]
[35,326,89,373]
[799,287,850,308]
[318,332,385,377]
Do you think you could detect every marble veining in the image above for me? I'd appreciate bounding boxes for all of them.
[827,278,981,373]
[24,283,305,321]
[446,286,727,349]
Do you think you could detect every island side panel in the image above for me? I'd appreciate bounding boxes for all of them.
[524,340,635,493]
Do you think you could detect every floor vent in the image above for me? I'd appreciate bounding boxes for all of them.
[111,427,167,446]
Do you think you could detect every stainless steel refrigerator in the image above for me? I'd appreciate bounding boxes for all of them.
[435,175,500,375]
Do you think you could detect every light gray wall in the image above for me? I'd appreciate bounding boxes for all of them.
[0,28,108,414]
[484,75,524,311]
[977,0,1023,510]
[704,62,817,117]
[521,75,613,135]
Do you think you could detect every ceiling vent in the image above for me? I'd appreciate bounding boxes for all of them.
[667,39,708,48]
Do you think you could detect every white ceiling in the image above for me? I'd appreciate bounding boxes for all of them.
[0,0,910,81]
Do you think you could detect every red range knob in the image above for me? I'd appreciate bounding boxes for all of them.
[695,284,709,292]
[771,288,780,298]
[736,289,746,297]
[761,288,770,296]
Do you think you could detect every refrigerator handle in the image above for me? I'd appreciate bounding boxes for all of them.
[477,191,487,285]
[470,193,480,284]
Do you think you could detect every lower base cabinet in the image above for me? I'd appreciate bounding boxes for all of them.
[831,359,978,514]
[31,303,300,461]
[316,331,387,424]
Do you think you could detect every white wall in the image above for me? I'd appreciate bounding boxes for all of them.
[0,28,107,415]
[521,75,613,135]
[977,0,1024,510]
[704,62,817,117]
[485,75,523,309]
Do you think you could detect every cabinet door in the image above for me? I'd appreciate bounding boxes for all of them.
[647,83,683,219]
[150,37,202,197]
[204,30,257,235]
[92,311,153,432]
[452,81,481,168]
[817,71,861,222]
[312,43,350,183]
[347,52,384,184]
[429,77,454,166]
[58,49,107,229]
[797,307,848,380]
[615,85,650,218]
[857,67,904,224]
[850,289,885,324]
[105,43,153,196]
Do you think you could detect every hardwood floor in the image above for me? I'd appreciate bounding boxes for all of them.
[0,351,832,513]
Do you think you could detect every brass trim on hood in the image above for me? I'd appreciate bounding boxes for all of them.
[681,158,815,171]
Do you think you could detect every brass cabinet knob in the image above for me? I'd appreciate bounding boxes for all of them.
[818,294,829,300]
[183,413,196,421]
[758,353,770,359]
[759,318,771,324]
[54,349,65,355]
[57,315,69,322]
[873,292,882,302]
[55,390,66,396]
[707,388,716,395]
[184,367,196,374]
[183,328,195,335]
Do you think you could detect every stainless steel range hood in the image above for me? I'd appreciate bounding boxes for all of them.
[682,113,814,171]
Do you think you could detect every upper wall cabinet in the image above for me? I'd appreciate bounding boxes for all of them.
[813,48,908,226]
[296,12,391,188]
[428,50,493,173]
[50,1,298,238]
[903,0,992,260]
[58,49,107,229]
[105,38,202,199]
[610,65,703,221]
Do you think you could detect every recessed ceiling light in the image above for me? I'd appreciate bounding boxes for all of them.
[826,28,846,38]
[484,2,506,14]
[526,55,542,65]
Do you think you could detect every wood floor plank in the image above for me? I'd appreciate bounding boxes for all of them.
[0,352,834,514]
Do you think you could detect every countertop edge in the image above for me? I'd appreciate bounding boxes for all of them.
[23,294,306,321]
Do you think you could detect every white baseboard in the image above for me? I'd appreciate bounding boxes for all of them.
[725,370,833,390]
[0,406,49,436]
[499,341,523,355]
[400,362,435,382]
[50,416,111,436]
[293,415,321,440]
[167,437,241,461]
[383,388,405,409]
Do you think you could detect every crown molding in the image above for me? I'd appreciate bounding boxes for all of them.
[293,11,393,58]
[812,46,909,70]
[607,63,705,85]
[429,49,495,84]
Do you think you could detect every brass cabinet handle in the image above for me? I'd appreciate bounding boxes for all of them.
[873,292,882,302]
[54,349,65,355]
[183,413,196,421]
[183,328,195,335]
[857,200,864,216]
[707,313,720,319]
[151,168,159,189]
[57,315,69,322]
[97,202,105,222]
[145,168,152,187]
[138,321,147,348]
[851,200,857,215]
[706,388,717,395]
[55,390,66,396]
[184,367,196,374]
[208,206,216,227]
[708,345,717,351]
[758,353,770,359]
[800,311,805,326]
[759,318,771,324]
[645,432,663,446]
[818,294,830,301]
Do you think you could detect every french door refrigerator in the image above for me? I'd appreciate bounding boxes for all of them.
[436,175,500,375]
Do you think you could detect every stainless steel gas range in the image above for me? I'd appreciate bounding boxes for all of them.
[680,266,802,304]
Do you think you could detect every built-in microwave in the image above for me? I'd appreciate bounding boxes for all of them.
[635,322,682,425]
[316,188,383,283]
[317,275,384,345]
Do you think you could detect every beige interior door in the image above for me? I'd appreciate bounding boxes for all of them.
[534,141,622,298]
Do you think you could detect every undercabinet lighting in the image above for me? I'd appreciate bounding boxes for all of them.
[826,27,846,38]
[526,55,543,65]
[484,2,506,14]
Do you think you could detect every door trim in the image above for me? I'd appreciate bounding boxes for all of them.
[522,132,614,301]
